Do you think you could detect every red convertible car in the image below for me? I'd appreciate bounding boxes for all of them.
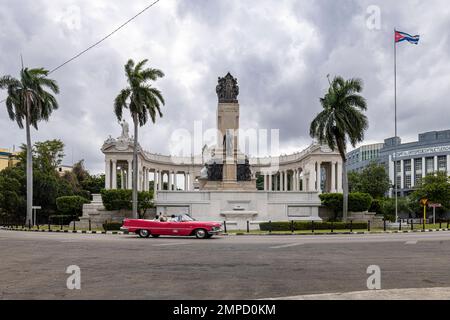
[121,214,222,239]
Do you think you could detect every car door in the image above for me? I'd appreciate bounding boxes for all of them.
[152,221,172,235]
[165,220,188,236]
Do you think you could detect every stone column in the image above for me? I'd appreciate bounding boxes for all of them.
[331,162,336,193]
[284,171,288,191]
[153,170,158,200]
[145,168,149,191]
[127,160,133,190]
[105,159,111,190]
[422,157,426,177]
[120,169,124,189]
[111,160,117,190]
[411,158,415,188]
[434,156,438,173]
[173,171,178,191]
[400,159,404,190]
[157,171,161,190]
[189,172,195,190]
[169,171,173,191]
[447,155,450,173]
[269,173,273,191]
[337,162,343,193]
[184,172,188,191]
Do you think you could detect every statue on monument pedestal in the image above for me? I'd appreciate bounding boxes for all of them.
[216,72,239,103]
[119,119,130,140]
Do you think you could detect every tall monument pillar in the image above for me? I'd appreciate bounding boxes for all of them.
[216,73,240,185]
[198,72,255,191]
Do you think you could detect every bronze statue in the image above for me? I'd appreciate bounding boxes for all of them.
[216,72,239,103]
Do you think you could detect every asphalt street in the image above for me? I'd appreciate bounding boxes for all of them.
[1,230,450,299]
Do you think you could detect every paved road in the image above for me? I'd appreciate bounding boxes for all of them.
[1,230,450,300]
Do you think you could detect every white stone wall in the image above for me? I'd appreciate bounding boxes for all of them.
[155,190,322,230]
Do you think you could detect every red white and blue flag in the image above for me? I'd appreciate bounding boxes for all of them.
[395,30,420,45]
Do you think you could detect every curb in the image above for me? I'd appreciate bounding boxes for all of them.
[1,226,449,237]
[0,227,129,235]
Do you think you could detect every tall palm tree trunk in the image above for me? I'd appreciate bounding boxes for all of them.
[25,103,33,226]
[342,156,349,221]
[132,113,139,219]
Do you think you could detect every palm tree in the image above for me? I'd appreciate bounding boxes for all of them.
[0,68,59,226]
[114,59,165,219]
[310,76,368,221]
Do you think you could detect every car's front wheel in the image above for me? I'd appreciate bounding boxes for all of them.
[138,229,150,238]
[194,229,208,239]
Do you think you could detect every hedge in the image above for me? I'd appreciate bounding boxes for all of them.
[103,222,123,231]
[56,196,90,217]
[259,221,368,231]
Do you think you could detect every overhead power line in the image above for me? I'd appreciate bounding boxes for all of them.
[1,0,162,103]
[49,0,162,74]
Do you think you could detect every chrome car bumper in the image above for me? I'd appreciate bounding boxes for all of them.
[208,229,223,235]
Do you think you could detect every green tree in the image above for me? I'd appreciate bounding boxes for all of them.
[310,76,368,221]
[348,171,362,193]
[352,163,390,199]
[0,167,26,220]
[114,59,165,218]
[411,171,450,213]
[0,68,59,225]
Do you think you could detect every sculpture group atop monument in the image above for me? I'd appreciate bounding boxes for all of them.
[216,72,239,103]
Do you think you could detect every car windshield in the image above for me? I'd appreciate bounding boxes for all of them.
[180,214,195,222]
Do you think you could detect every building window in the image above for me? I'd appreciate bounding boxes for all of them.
[414,158,422,172]
[404,159,411,172]
[438,156,447,172]
[396,176,401,190]
[395,161,401,174]
[426,157,434,174]
[405,174,411,189]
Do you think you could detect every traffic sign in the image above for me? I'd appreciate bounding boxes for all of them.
[428,203,442,208]
[420,198,428,207]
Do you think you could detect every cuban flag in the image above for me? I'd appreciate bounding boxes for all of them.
[395,30,420,45]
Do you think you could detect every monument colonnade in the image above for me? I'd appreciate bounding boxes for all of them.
[103,145,344,195]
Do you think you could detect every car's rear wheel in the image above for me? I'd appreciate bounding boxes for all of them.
[194,229,208,239]
[151,234,160,238]
[138,229,150,238]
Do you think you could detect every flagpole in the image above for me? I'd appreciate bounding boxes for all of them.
[394,28,398,223]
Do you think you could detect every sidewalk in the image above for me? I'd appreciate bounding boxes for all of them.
[265,287,450,300]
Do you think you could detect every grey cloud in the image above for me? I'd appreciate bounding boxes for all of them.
[1,0,449,174]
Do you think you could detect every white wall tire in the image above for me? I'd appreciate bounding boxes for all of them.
[138,229,150,238]
[195,229,208,239]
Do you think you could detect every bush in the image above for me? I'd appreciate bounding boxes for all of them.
[101,189,133,211]
[103,222,123,231]
[49,215,74,225]
[378,198,414,221]
[100,189,154,216]
[348,193,373,212]
[369,199,382,214]
[319,193,373,219]
[259,221,368,231]
[56,196,90,217]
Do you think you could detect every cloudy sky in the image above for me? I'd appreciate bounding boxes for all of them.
[1,0,449,173]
